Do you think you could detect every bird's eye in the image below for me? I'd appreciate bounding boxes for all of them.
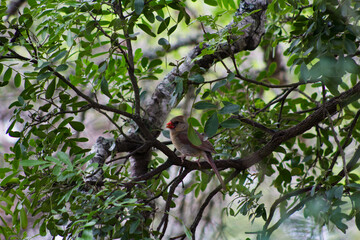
[173,121,179,126]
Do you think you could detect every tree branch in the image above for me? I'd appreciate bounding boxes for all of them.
[157,169,191,240]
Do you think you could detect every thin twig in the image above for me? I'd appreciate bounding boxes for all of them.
[325,109,360,179]
[236,73,320,89]
[145,170,183,203]
[263,196,312,238]
[277,86,297,127]
[321,83,349,184]
[157,169,191,240]
[175,170,241,240]
[116,1,141,116]
[233,115,276,135]
[253,90,288,116]
[106,143,150,164]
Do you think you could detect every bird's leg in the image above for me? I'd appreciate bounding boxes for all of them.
[179,154,186,163]
[196,158,201,168]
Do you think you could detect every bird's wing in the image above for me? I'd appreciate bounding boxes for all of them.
[174,130,216,153]
[196,131,216,153]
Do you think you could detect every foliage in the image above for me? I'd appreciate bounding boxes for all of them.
[0,0,360,239]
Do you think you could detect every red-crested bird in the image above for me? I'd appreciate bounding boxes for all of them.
[166,115,226,190]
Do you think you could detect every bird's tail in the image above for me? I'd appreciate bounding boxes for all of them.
[204,152,226,190]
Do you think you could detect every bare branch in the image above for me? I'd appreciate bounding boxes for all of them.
[326,109,360,179]
[157,169,191,239]
[233,115,276,135]
[236,73,320,89]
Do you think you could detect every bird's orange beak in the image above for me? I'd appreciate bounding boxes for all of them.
[166,121,175,129]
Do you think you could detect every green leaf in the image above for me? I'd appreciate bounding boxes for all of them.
[205,0,217,6]
[162,130,170,139]
[45,78,56,99]
[56,64,69,72]
[219,104,240,114]
[27,0,37,7]
[101,78,112,98]
[144,10,155,23]
[52,50,67,62]
[148,59,162,69]
[0,168,11,175]
[183,225,193,239]
[344,57,360,74]
[157,17,170,34]
[300,62,310,82]
[330,207,349,233]
[227,72,235,81]
[0,204,12,215]
[37,72,52,81]
[187,125,202,146]
[14,73,21,88]
[134,0,144,15]
[158,37,169,46]
[268,62,277,76]
[3,68,12,82]
[45,156,63,166]
[220,119,241,128]
[158,37,170,50]
[204,113,218,138]
[168,24,177,36]
[194,101,217,110]
[189,74,204,83]
[137,24,156,37]
[184,183,197,194]
[79,227,93,240]
[228,0,237,9]
[20,208,28,229]
[98,62,107,73]
[344,38,357,55]
[0,172,18,186]
[212,79,227,91]
[69,121,85,131]
[356,212,360,231]
[188,117,201,127]
[56,152,73,171]
[324,77,341,96]
[39,221,46,236]
[156,16,164,22]
[20,160,48,166]
[302,133,315,139]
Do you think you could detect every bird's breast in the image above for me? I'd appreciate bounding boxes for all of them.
[170,134,202,157]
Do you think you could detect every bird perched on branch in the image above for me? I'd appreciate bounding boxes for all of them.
[166,115,226,190]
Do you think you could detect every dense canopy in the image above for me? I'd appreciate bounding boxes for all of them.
[1,0,360,239]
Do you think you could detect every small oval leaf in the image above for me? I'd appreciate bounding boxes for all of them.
[134,0,144,15]
[69,121,85,132]
[204,113,218,138]
[194,101,217,110]
[220,119,241,128]
[4,68,12,82]
[187,125,202,146]
[45,79,56,99]
[14,73,21,88]
[219,104,240,114]
[101,78,112,98]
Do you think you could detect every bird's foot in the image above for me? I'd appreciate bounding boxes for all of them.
[196,159,201,168]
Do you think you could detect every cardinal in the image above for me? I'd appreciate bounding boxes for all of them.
[166,115,226,190]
